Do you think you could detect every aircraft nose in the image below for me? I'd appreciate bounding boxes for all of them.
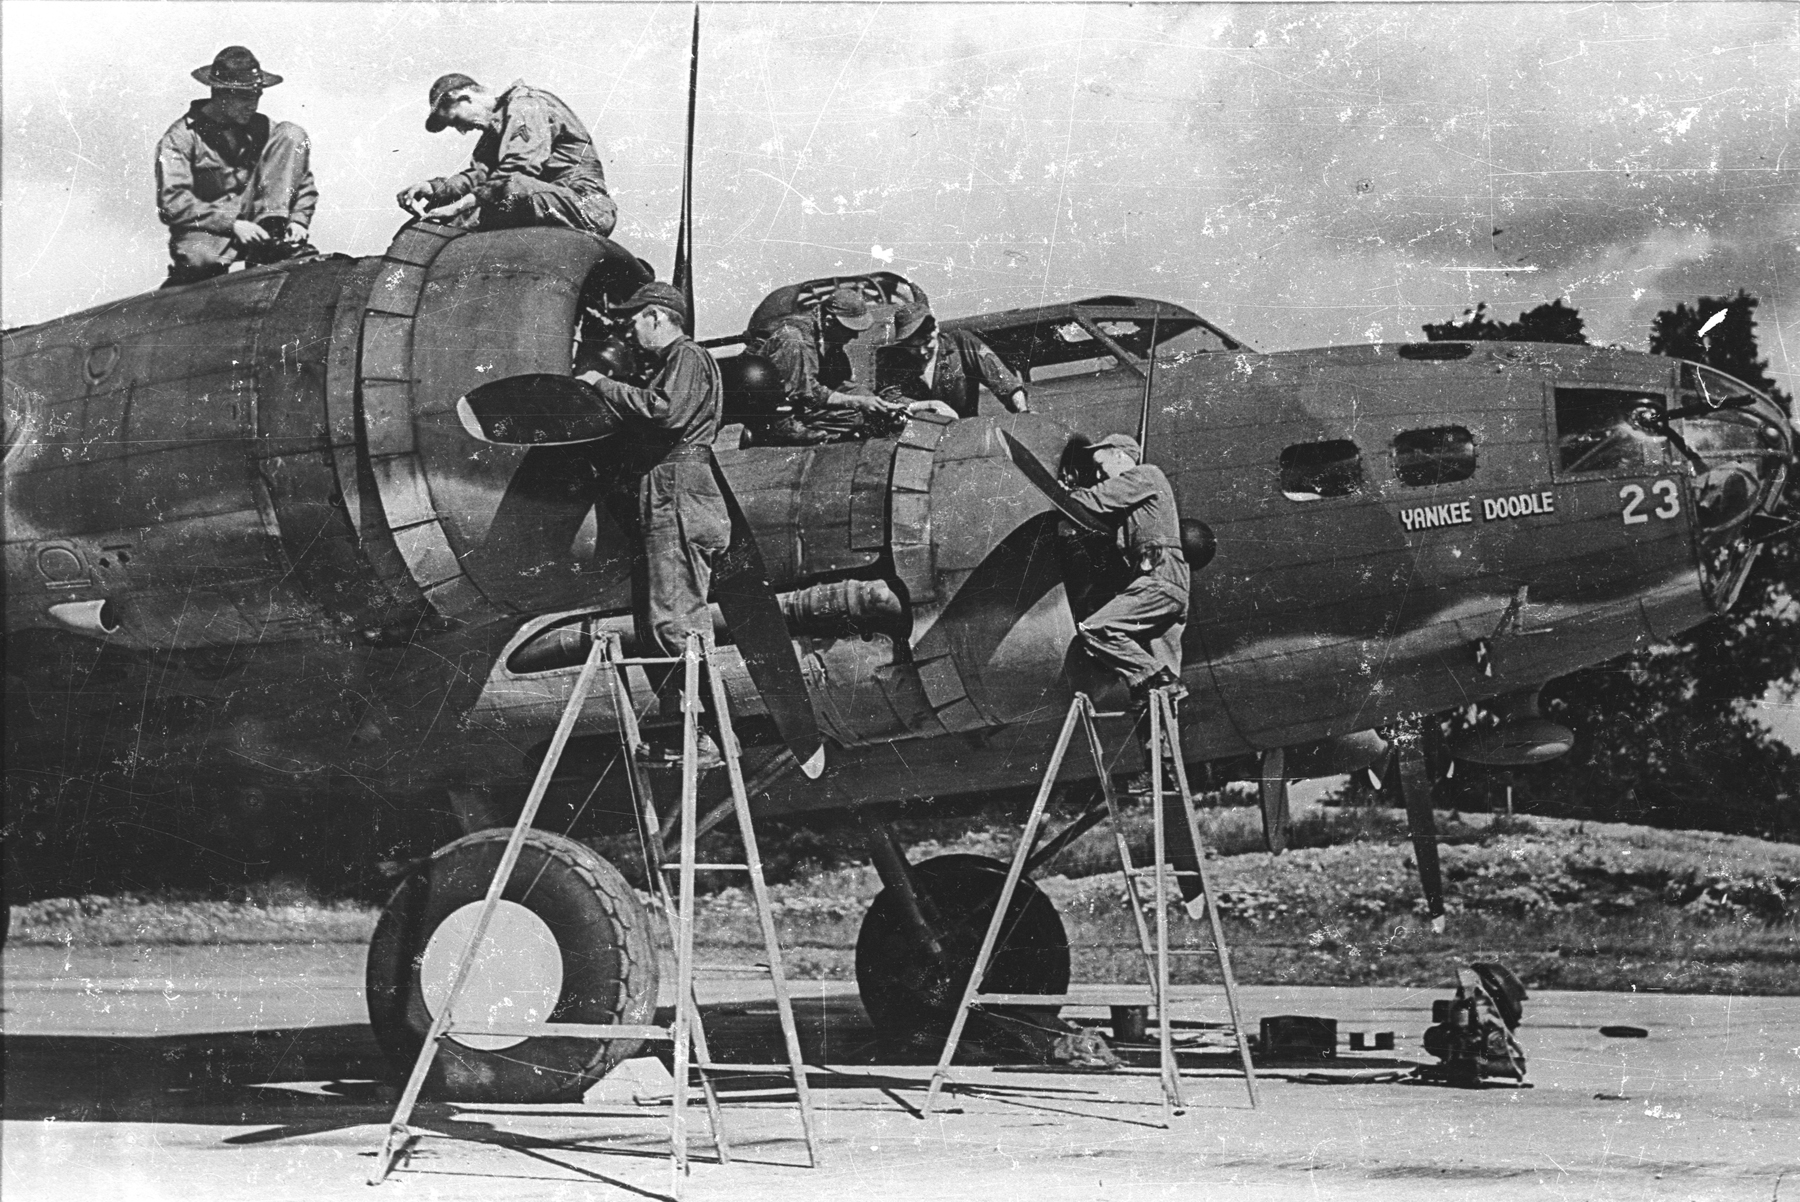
[1679,388,1795,610]
[1683,398,1793,536]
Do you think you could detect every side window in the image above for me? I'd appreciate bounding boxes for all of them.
[1555,387,1667,474]
[1280,440,1364,501]
[1392,426,1476,487]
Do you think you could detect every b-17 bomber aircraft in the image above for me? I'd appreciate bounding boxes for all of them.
[4,217,1792,1100]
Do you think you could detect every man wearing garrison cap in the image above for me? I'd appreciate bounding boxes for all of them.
[155,47,317,286]
[1067,433,1190,709]
[396,74,617,237]
[753,287,909,445]
[577,282,727,765]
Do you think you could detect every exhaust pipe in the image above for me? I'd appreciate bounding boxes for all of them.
[46,598,120,636]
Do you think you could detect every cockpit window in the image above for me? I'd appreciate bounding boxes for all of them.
[1554,387,1668,474]
[1679,363,1761,410]
[1393,426,1476,487]
[1152,322,1239,361]
[1281,440,1364,500]
[974,308,1242,384]
[1028,321,1119,382]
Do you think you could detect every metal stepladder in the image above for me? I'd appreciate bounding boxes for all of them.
[370,630,818,1195]
[921,687,1259,1123]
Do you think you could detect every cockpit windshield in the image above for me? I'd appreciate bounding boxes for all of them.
[952,297,1245,386]
[1667,364,1793,609]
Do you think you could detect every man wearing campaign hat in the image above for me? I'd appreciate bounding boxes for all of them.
[576,282,728,763]
[882,300,1030,418]
[753,286,908,445]
[396,74,617,237]
[1066,433,1190,708]
[156,46,317,286]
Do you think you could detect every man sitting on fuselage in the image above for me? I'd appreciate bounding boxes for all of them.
[881,300,1030,418]
[752,287,908,445]
[155,46,317,287]
[396,74,618,238]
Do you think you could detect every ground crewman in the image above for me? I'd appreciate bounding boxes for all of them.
[396,74,617,237]
[883,300,1030,417]
[1067,433,1189,707]
[753,287,907,444]
[577,282,727,763]
[156,46,317,287]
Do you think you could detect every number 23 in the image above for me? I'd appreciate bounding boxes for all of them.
[1620,479,1680,526]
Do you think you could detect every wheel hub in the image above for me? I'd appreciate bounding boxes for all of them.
[419,899,564,1050]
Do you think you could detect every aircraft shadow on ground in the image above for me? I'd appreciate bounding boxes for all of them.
[4,992,1340,1146]
[1,995,932,1131]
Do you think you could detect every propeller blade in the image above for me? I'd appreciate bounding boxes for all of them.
[998,431,1108,536]
[671,3,700,333]
[456,373,621,446]
[710,459,826,779]
[1395,743,1447,929]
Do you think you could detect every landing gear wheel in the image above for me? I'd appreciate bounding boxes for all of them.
[854,853,1070,1058]
[365,828,658,1102]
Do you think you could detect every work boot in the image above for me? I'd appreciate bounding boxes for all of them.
[1124,762,1181,798]
[1129,668,1189,711]
[635,730,725,771]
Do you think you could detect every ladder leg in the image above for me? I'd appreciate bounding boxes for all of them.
[370,636,613,1185]
[668,634,704,1193]
[609,633,732,1166]
[604,632,661,878]
[1149,695,1182,1120]
[683,991,732,1164]
[1077,702,1160,989]
[1161,692,1259,1110]
[708,657,819,1167]
[922,695,1085,1116]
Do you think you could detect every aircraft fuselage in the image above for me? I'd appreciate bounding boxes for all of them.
[4,227,1790,885]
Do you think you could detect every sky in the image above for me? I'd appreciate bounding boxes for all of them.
[3,0,1796,740]
[3,0,1795,397]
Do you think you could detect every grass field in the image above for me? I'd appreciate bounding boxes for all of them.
[11,807,1797,994]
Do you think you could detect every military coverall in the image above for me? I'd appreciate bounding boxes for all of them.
[156,102,317,284]
[586,335,728,667]
[754,310,894,444]
[893,327,1027,418]
[425,82,617,237]
[1068,464,1189,689]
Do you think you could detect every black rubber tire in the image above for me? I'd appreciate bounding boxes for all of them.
[854,853,1069,1049]
[365,828,658,1102]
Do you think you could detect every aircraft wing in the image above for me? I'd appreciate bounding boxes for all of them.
[456,373,623,446]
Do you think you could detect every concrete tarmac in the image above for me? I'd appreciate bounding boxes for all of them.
[3,942,1795,1201]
